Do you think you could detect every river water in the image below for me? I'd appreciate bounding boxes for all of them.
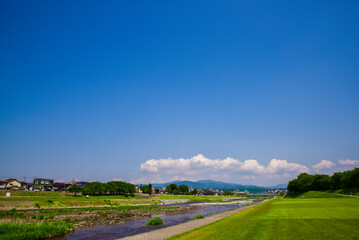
[56,199,264,240]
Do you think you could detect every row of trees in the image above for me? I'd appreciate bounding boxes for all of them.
[287,168,359,192]
[165,184,197,195]
[68,181,136,196]
[139,183,152,195]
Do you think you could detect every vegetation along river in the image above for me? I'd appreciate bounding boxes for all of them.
[54,199,265,240]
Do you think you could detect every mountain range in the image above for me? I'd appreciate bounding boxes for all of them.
[150,180,287,192]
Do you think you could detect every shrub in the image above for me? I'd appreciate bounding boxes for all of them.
[194,214,204,219]
[38,214,45,220]
[64,217,71,222]
[99,212,108,217]
[145,217,163,226]
[47,200,54,204]
[34,203,41,209]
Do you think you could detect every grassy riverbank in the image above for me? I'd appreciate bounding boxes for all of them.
[0,221,75,240]
[0,205,181,229]
[0,191,266,209]
[168,197,359,240]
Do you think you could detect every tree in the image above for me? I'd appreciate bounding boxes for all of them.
[191,188,198,195]
[179,184,189,194]
[173,189,179,195]
[148,183,153,195]
[165,184,178,194]
[82,181,105,195]
[287,168,359,193]
[142,185,149,194]
[68,185,82,196]
[165,185,172,194]
[105,182,117,194]
[331,172,344,189]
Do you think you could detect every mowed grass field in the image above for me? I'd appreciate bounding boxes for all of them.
[168,197,359,240]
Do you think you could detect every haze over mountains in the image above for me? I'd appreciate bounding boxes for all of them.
[150,180,287,191]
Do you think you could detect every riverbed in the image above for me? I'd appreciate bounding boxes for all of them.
[54,198,266,240]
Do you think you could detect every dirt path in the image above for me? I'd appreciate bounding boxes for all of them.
[117,199,269,240]
[337,193,359,198]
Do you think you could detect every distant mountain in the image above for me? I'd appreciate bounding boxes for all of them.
[150,180,270,193]
[268,183,287,189]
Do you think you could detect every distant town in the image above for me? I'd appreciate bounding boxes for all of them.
[0,177,285,196]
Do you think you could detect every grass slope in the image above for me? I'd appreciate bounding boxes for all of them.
[168,197,359,240]
[285,191,349,198]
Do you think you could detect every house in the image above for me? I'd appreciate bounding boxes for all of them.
[21,182,33,191]
[75,181,89,186]
[0,180,7,190]
[6,179,22,190]
[33,178,54,191]
[53,182,71,191]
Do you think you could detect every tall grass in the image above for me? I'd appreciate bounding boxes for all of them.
[0,221,75,240]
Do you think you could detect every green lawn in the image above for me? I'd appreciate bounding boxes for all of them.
[168,197,359,240]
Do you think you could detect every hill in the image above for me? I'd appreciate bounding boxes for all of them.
[149,180,286,192]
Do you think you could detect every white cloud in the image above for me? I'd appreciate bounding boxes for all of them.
[55,179,66,183]
[338,159,359,166]
[140,154,241,173]
[312,160,336,170]
[112,177,123,181]
[133,155,359,186]
[141,154,308,175]
[139,154,308,185]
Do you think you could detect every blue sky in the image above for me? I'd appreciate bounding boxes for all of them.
[1,1,359,186]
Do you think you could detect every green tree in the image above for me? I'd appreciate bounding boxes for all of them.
[331,172,344,189]
[105,182,117,194]
[165,185,172,194]
[142,184,149,194]
[68,185,82,196]
[173,189,179,195]
[191,188,198,195]
[179,184,189,194]
[82,182,105,195]
[165,184,178,194]
[148,183,153,195]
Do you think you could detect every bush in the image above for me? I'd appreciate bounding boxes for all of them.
[38,215,45,220]
[64,217,71,222]
[34,203,41,209]
[99,212,108,217]
[145,217,163,226]
[47,200,54,204]
[194,214,204,219]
